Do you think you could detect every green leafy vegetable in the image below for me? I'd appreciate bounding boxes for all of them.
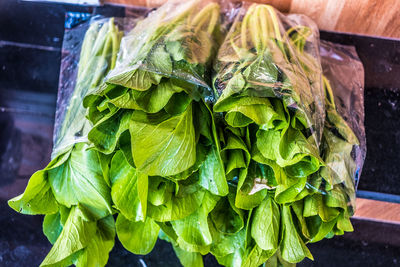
[8,2,363,267]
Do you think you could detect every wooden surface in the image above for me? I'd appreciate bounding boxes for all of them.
[104,0,400,39]
[354,198,400,224]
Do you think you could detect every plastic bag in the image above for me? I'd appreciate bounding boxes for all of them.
[213,3,325,145]
[213,3,327,210]
[104,0,222,103]
[319,40,366,211]
[52,15,141,157]
[81,0,228,180]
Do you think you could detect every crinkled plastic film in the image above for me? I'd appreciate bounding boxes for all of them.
[213,3,325,146]
[52,15,142,158]
[105,0,222,103]
[213,1,365,232]
[319,40,366,211]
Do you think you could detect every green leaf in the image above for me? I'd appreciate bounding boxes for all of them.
[130,102,196,176]
[116,214,160,255]
[303,194,318,217]
[306,215,337,243]
[210,194,244,234]
[110,79,185,113]
[215,249,245,267]
[118,130,135,167]
[173,245,204,267]
[110,150,147,221]
[75,215,116,267]
[312,194,340,222]
[97,152,113,187]
[255,129,281,161]
[43,212,64,245]
[235,162,272,210]
[40,206,95,267]
[274,174,307,204]
[243,50,278,87]
[171,192,218,247]
[251,195,280,251]
[321,129,357,188]
[224,97,284,129]
[336,210,354,232]
[199,145,228,196]
[210,220,246,258]
[148,176,174,206]
[291,200,311,239]
[88,110,132,154]
[265,249,296,267]
[242,244,276,267]
[280,205,313,263]
[8,169,58,215]
[107,68,163,91]
[147,175,206,222]
[48,143,112,219]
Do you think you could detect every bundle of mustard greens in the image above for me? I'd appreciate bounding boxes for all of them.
[9,18,123,266]
[8,1,362,267]
[211,3,359,266]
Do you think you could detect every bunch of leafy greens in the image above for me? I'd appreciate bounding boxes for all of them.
[8,2,361,267]
[209,4,359,266]
[82,1,229,265]
[8,18,122,266]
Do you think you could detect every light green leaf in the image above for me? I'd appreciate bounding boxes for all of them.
[171,192,218,247]
[147,175,205,222]
[251,195,280,251]
[107,68,163,91]
[147,44,173,74]
[43,212,64,245]
[130,102,196,176]
[199,145,228,196]
[242,244,276,267]
[40,206,95,267]
[110,150,147,221]
[173,245,204,267]
[116,214,160,255]
[88,110,132,154]
[8,169,58,215]
[48,143,112,219]
[75,215,116,267]
[280,205,313,263]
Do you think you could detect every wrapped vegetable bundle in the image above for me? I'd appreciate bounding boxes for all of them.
[213,3,325,210]
[210,3,364,266]
[9,18,123,266]
[82,0,230,264]
[8,1,365,267]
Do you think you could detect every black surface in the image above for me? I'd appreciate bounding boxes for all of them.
[361,87,400,195]
[0,0,124,94]
[0,1,400,267]
[0,45,61,93]
[0,0,125,47]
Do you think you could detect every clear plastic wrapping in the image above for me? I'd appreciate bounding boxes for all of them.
[213,3,325,145]
[319,40,366,210]
[52,16,141,157]
[104,0,222,103]
[210,5,366,264]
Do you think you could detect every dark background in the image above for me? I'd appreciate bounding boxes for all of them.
[0,0,399,266]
